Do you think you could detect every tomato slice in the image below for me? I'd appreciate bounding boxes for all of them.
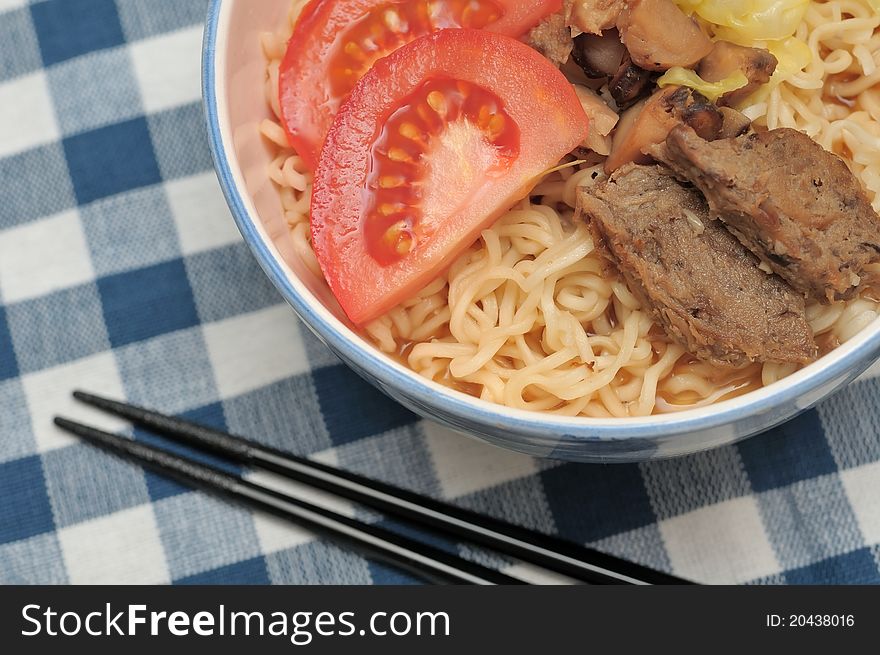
[311,29,589,324]
[279,0,562,170]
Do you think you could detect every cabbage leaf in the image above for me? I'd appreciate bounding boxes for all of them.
[657,68,750,101]
[674,0,809,41]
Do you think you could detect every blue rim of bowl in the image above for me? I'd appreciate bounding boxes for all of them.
[201,0,880,447]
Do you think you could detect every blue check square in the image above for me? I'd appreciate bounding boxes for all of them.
[30,0,125,67]
[784,548,880,585]
[312,365,418,446]
[0,456,55,545]
[63,117,162,205]
[738,409,837,492]
[97,258,200,348]
[138,402,234,503]
[175,556,270,585]
[540,463,656,543]
[368,561,421,585]
[0,305,19,382]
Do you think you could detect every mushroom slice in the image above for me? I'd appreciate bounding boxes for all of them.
[571,29,627,78]
[606,85,721,172]
[697,40,778,107]
[717,106,752,139]
[609,54,654,108]
[617,0,712,71]
[573,84,620,155]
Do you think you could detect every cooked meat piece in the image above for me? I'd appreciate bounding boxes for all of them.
[697,41,777,107]
[608,54,654,108]
[651,125,880,303]
[573,85,619,155]
[527,0,575,66]
[571,30,627,78]
[616,0,712,71]
[606,86,721,172]
[717,106,752,139]
[577,164,816,366]
[571,0,624,35]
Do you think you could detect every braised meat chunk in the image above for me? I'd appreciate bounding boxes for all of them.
[577,165,817,366]
[527,0,575,66]
[652,125,880,303]
[571,0,624,35]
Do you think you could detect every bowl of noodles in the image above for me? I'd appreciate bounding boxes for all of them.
[203,0,880,462]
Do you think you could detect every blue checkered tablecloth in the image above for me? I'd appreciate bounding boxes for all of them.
[2,0,880,586]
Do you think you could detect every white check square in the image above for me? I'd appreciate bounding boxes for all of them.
[247,453,355,556]
[166,173,241,255]
[58,504,170,584]
[841,461,880,546]
[130,26,203,114]
[659,496,780,584]
[0,1,26,13]
[203,304,310,399]
[424,421,537,498]
[0,210,94,304]
[22,351,127,453]
[0,71,58,158]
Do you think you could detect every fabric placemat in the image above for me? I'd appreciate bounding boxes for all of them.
[1,0,879,585]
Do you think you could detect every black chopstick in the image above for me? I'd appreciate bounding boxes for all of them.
[53,417,521,586]
[70,391,691,585]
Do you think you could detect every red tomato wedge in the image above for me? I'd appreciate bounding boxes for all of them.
[279,0,561,169]
[311,29,589,324]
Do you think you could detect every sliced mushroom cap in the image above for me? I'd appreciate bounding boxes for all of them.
[573,84,620,155]
[681,101,723,141]
[617,0,712,72]
[717,106,753,139]
[571,29,627,78]
[609,55,654,109]
[605,85,722,172]
[697,41,778,107]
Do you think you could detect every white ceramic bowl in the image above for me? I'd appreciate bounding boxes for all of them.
[202,0,880,462]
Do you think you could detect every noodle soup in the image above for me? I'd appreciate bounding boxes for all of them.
[258,0,880,418]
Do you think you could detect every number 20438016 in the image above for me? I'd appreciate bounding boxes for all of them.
[766,614,855,627]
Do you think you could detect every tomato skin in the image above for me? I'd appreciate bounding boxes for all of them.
[311,29,589,325]
[279,0,562,170]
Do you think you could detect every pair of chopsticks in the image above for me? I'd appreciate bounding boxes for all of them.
[54,391,692,585]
